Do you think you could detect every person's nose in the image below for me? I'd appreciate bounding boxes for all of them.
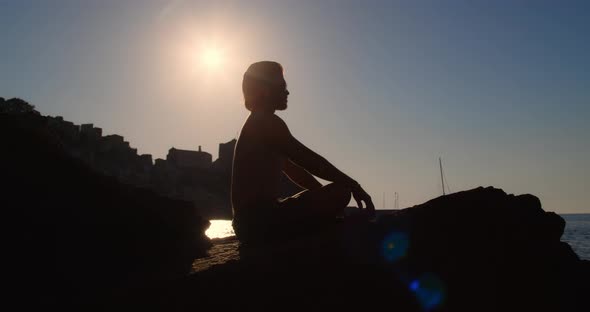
[286,90,290,96]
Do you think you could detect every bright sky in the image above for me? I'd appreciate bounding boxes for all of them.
[1,0,588,213]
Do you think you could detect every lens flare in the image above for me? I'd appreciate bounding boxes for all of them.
[381,232,409,262]
[408,273,446,310]
[410,280,420,291]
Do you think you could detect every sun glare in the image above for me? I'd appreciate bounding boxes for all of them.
[201,47,224,69]
[205,220,235,239]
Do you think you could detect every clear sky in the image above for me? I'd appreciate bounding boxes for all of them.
[1,0,588,213]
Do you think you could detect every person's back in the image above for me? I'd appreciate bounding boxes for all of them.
[231,111,285,220]
[231,61,374,244]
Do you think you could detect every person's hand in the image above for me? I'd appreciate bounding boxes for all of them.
[351,183,375,219]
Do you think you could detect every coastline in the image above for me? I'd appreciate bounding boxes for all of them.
[204,213,590,261]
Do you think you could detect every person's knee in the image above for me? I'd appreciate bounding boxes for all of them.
[325,182,351,207]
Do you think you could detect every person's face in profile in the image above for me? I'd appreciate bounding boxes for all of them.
[267,75,289,111]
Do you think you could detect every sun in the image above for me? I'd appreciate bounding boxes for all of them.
[201,47,224,69]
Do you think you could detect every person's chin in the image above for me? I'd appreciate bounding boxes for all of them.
[276,102,288,110]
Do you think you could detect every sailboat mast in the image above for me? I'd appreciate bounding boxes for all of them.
[439,157,445,195]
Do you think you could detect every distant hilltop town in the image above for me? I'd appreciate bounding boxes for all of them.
[1,97,300,219]
[45,114,238,219]
[45,115,235,181]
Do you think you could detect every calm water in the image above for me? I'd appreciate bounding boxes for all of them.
[561,214,590,260]
[205,214,590,260]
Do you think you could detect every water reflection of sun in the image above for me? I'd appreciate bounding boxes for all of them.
[205,219,235,239]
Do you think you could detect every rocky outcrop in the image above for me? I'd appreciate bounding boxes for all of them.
[111,187,588,312]
[1,113,211,311]
[371,187,588,311]
[3,107,587,311]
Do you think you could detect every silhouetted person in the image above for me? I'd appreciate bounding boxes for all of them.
[231,61,374,244]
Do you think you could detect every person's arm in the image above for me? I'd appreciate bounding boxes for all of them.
[282,159,323,191]
[265,116,354,185]
[264,115,374,213]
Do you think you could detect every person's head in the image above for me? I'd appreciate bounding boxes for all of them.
[242,61,289,112]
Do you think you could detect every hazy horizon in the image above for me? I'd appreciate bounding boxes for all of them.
[1,0,588,213]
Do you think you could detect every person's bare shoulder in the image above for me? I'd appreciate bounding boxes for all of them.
[254,113,289,134]
[255,113,292,146]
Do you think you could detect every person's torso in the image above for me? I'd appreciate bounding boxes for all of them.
[231,112,285,218]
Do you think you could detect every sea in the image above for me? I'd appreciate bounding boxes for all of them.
[561,214,590,260]
[205,214,590,260]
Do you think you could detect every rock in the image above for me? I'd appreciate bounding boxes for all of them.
[4,112,587,312]
[118,186,589,312]
[371,186,588,311]
[0,113,211,310]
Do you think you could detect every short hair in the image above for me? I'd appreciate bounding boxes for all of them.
[242,61,284,111]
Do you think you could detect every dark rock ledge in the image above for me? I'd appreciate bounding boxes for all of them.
[114,187,589,312]
[3,112,588,312]
[1,113,211,311]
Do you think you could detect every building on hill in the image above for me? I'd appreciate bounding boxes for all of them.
[80,124,102,141]
[37,111,301,218]
[47,116,80,144]
[139,154,153,167]
[219,139,236,161]
[167,146,212,169]
[100,135,126,152]
[212,139,236,174]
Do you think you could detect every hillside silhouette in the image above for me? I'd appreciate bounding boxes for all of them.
[2,97,589,312]
[0,97,301,219]
[1,100,211,310]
